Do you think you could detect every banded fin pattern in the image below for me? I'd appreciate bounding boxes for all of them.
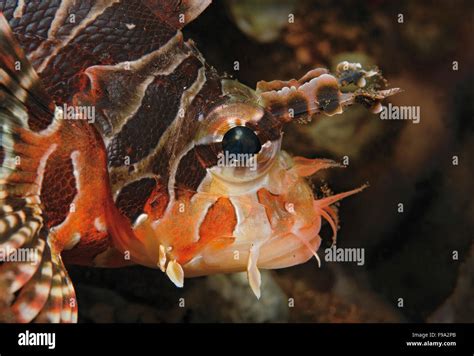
[0,14,76,323]
[257,61,401,123]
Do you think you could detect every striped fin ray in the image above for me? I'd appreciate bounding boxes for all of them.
[58,258,75,323]
[34,259,63,323]
[0,14,77,323]
[35,253,76,323]
[7,244,53,323]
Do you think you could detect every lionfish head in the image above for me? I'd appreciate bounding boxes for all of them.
[122,62,399,298]
[171,63,398,296]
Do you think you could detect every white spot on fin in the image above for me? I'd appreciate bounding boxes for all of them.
[158,244,167,272]
[133,213,148,228]
[64,232,81,250]
[166,260,184,288]
[247,245,262,299]
[94,217,107,232]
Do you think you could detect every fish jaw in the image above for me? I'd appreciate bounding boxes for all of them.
[117,150,365,297]
[181,151,332,275]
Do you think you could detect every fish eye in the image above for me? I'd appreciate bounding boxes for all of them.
[222,126,261,155]
[194,103,282,183]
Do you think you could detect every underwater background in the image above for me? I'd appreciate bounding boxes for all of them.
[68,0,474,323]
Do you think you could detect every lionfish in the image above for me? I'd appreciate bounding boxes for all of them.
[0,0,399,322]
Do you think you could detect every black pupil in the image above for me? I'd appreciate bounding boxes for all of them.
[222,126,261,155]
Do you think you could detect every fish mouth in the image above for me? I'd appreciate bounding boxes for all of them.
[180,151,366,297]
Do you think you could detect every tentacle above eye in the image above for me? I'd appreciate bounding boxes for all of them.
[257,61,401,123]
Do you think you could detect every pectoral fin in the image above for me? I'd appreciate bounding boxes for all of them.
[0,14,77,323]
